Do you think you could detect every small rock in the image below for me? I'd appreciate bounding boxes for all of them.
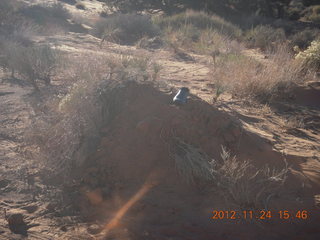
[87,224,102,235]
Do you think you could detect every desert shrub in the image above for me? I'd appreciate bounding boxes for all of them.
[0,41,22,77]
[286,7,302,20]
[309,5,320,23]
[245,25,286,50]
[170,138,214,185]
[160,17,242,55]
[0,1,14,25]
[0,0,29,35]
[154,10,242,39]
[162,24,201,51]
[0,41,60,90]
[93,14,161,45]
[19,3,70,26]
[214,146,288,209]
[295,40,320,70]
[290,28,320,49]
[211,46,307,102]
[170,141,287,208]
[32,54,159,174]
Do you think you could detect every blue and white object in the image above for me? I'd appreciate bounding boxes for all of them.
[173,87,189,104]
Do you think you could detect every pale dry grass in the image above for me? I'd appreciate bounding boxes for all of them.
[170,138,215,185]
[0,40,61,90]
[216,146,288,209]
[211,45,309,102]
[157,11,243,56]
[170,141,288,209]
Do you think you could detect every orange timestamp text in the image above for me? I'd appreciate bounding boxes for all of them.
[211,210,308,220]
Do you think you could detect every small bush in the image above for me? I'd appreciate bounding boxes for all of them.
[214,146,288,209]
[286,7,301,20]
[309,5,320,23]
[32,54,159,174]
[0,40,22,77]
[19,3,70,26]
[161,20,242,55]
[0,41,60,90]
[170,141,288,209]
[245,25,286,50]
[170,138,214,185]
[211,46,307,102]
[154,10,242,39]
[295,40,320,70]
[0,0,29,36]
[290,28,320,50]
[93,14,160,45]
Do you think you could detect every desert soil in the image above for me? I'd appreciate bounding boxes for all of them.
[1,1,320,239]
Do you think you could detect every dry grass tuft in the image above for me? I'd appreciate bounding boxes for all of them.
[156,10,243,55]
[170,138,215,185]
[154,10,242,39]
[170,141,288,209]
[215,146,288,209]
[0,41,61,90]
[244,25,286,51]
[211,45,309,102]
[19,3,70,25]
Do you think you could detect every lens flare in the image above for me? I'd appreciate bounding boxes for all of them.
[101,177,157,237]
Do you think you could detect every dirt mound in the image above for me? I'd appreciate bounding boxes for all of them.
[66,83,320,239]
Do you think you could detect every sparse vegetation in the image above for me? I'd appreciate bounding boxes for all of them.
[156,11,243,55]
[214,146,288,209]
[290,28,320,50]
[170,138,214,185]
[32,54,159,174]
[244,25,286,51]
[93,13,160,45]
[1,0,320,238]
[211,46,309,102]
[0,41,60,90]
[171,141,288,209]
[19,3,70,29]
[154,10,242,39]
[295,40,320,70]
[307,5,320,23]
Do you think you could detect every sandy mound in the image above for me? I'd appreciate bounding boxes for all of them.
[65,82,320,239]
